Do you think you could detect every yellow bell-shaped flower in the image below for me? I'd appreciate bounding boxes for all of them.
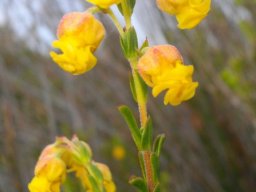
[28,137,116,192]
[50,12,105,75]
[138,45,198,106]
[86,0,121,9]
[156,0,211,29]
[28,156,66,192]
[94,162,116,192]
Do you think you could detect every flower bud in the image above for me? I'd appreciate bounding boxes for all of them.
[94,162,116,192]
[156,0,211,29]
[28,156,66,192]
[138,45,198,106]
[35,156,66,182]
[28,137,116,192]
[50,12,105,75]
[86,0,121,9]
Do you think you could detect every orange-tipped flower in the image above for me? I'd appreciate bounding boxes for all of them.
[138,45,198,106]
[86,0,121,9]
[156,0,211,29]
[50,12,105,75]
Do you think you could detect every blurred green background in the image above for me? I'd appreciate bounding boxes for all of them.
[1,0,256,191]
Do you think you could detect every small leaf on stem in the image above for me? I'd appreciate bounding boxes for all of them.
[129,176,148,192]
[153,134,165,157]
[141,118,153,150]
[118,105,141,149]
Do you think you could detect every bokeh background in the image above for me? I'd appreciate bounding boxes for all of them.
[1,0,256,191]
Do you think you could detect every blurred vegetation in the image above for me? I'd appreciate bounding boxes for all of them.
[0,0,256,191]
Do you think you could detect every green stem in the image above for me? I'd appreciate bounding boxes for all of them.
[107,9,124,35]
[121,0,132,29]
[130,59,155,192]
[114,2,156,191]
[130,59,148,128]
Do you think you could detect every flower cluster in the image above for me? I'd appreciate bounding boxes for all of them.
[28,136,115,192]
[156,0,211,29]
[50,12,105,75]
[48,0,211,106]
[138,45,198,106]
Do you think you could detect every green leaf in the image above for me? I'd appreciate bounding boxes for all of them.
[118,105,141,149]
[87,174,102,192]
[153,134,165,157]
[137,72,148,102]
[117,0,136,16]
[117,4,123,15]
[86,163,104,183]
[140,38,149,51]
[129,74,137,102]
[129,176,147,192]
[130,71,148,104]
[153,183,161,192]
[128,0,136,14]
[141,118,153,150]
[120,27,138,59]
[151,153,159,184]
[138,152,146,179]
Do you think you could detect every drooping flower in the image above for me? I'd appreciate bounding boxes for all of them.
[50,12,105,75]
[86,0,121,9]
[138,45,198,106]
[28,136,116,192]
[156,0,211,29]
[28,156,66,192]
[94,162,116,192]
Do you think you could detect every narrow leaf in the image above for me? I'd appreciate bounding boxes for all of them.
[128,0,136,14]
[129,74,137,102]
[118,0,136,16]
[150,153,159,184]
[140,38,149,51]
[141,118,153,150]
[153,134,165,157]
[120,27,138,59]
[137,72,148,102]
[117,4,123,15]
[119,106,141,149]
[138,151,146,179]
[129,176,147,192]
[153,183,160,192]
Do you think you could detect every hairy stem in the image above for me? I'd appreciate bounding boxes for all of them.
[130,59,148,127]
[130,59,155,192]
[107,2,156,191]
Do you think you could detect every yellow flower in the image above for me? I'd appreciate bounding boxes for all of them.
[28,177,52,192]
[28,156,66,192]
[86,0,121,9]
[28,137,116,192]
[138,45,198,106]
[71,163,116,192]
[72,165,92,190]
[94,163,116,192]
[156,0,211,29]
[50,12,105,75]
[35,156,66,181]
[112,145,125,161]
